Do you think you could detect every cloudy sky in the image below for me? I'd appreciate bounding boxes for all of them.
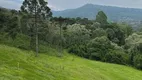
[1,0,142,11]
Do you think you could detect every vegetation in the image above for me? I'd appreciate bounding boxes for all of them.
[0,0,142,79]
[53,4,142,21]
[1,45,142,80]
[21,0,52,56]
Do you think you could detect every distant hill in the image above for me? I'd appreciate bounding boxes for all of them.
[52,4,142,22]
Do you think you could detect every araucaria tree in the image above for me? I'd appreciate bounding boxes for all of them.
[20,0,52,56]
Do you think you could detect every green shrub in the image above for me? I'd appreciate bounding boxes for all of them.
[87,36,112,60]
[12,34,30,50]
[104,50,129,65]
[134,54,142,69]
[68,44,87,57]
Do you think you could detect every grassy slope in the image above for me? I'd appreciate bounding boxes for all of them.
[0,45,142,80]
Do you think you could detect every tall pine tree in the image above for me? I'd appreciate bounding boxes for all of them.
[20,0,52,56]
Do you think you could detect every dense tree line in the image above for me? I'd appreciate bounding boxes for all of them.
[0,0,142,70]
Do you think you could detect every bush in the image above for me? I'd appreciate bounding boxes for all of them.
[134,54,142,69]
[68,44,87,57]
[87,36,113,60]
[12,34,30,50]
[91,28,107,39]
[104,50,129,65]
[0,33,30,50]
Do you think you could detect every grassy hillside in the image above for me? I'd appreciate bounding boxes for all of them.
[0,45,142,80]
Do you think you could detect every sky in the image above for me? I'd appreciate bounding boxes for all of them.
[1,0,142,11]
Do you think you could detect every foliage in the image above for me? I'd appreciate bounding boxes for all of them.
[1,1,142,70]
[106,23,125,45]
[96,11,108,27]
[125,33,142,65]
[118,23,133,37]
[104,49,129,65]
[134,54,142,69]
[21,0,52,19]
[0,9,20,39]
[91,28,107,38]
[87,36,112,60]
[12,34,30,50]
[65,24,90,56]
[1,45,142,80]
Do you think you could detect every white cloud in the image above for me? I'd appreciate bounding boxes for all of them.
[48,4,62,11]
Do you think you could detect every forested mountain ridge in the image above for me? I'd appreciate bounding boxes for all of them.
[53,4,142,21]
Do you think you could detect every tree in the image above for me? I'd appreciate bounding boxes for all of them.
[20,0,52,56]
[87,36,112,60]
[104,49,129,65]
[0,8,20,39]
[89,22,100,30]
[21,0,52,19]
[134,54,142,69]
[95,11,108,27]
[65,24,90,56]
[118,23,133,37]
[125,33,142,65]
[106,23,125,46]
[91,28,107,39]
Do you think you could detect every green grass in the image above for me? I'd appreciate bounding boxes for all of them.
[0,45,142,80]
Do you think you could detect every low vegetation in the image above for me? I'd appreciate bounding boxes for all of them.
[1,45,142,80]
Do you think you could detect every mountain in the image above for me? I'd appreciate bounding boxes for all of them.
[1,44,142,80]
[52,4,142,22]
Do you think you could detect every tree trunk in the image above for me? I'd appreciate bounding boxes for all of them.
[35,3,38,57]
